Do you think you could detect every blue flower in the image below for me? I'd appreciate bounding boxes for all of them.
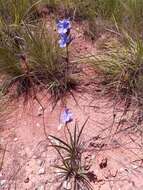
[58,33,71,48]
[56,18,72,48]
[57,19,71,34]
[60,108,73,124]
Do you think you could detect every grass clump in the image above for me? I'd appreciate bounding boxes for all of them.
[24,22,77,100]
[49,119,96,190]
[0,22,77,101]
[0,0,40,26]
[44,0,143,40]
[0,1,77,102]
[92,33,143,108]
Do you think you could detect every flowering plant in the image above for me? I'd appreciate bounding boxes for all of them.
[57,19,71,34]
[58,108,73,130]
[56,19,72,48]
[56,19,74,130]
[60,108,73,124]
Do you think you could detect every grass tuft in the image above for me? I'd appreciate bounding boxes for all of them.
[49,119,95,190]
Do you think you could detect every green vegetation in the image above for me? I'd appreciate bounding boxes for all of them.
[1,0,143,188]
[1,0,143,99]
[43,0,143,38]
[0,0,39,26]
[0,0,143,116]
[49,120,95,190]
[0,0,77,101]
[92,35,143,100]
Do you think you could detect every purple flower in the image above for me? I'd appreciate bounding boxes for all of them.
[57,19,71,34]
[58,33,71,48]
[56,18,73,48]
[60,108,73,124]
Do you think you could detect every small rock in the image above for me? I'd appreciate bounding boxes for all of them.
[48,136,60,145]
[38,168,45,175]
[63,180,71,190]
[86,171,97,183]
[24,177,29,183]
[55,169,63,176]
[119,168,125,172]
[91,155,96,159]
[36,185,45,190]
[85,153,92,160]
[36,123,41,127]
[37,160,44,166]
[0,180,6,187]
[104,170,111,179]
[57,123,64,130]
[132,165,138,169]
[37,107,43,116]
[84,162,92,170]
[14,138,18,142]
[99,158,107,169]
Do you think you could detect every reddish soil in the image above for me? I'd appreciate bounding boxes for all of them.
[1,23,143,190]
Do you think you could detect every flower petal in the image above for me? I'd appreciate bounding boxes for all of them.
[60,108,73,124]
[56,19,71,34]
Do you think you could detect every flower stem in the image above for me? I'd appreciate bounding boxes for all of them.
[65,45,69,86]
[66,45,69,69]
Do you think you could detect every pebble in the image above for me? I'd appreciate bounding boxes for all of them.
[0,180,6,187]
[91,155,96,159]
[120,167,124,172]
[36,185,45,190]
[24,177,30,183]
[63,180,71,190]
[132,165,138,169]
[14,138,18,142]
[48,136,60,145]
[37,107,43,116]
[55,169,63,176]
[36,123,40,127]
[38,168,45,175]
[33,155,37,159]
[99,158,107,169]
[37,160,44,166]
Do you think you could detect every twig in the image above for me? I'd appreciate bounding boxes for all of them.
[0,144,7,172]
